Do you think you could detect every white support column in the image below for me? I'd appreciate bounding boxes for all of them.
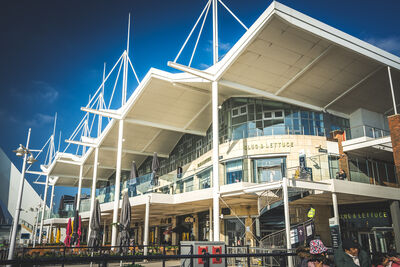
[209,206,213,241]
[282,177,293,267]
[39,175,50,244]
[388,66,398,114]
[88,147,99,242]
[332,192,339,225]
[211,0,219,240]
[32,204,40,247]
[76,164,84,210]
[212,0,218,64]
[143,195,150,256]
[212,80,220,242]
[111,119,124,247]
[47,184,55,243]
[103,220,106,246]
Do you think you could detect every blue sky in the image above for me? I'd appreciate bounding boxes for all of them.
[1,0,400,211]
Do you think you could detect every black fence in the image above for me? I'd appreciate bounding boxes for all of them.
[0,244,296,266]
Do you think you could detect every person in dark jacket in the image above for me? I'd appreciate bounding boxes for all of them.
[296,246,312,267]
[334,239,371,267]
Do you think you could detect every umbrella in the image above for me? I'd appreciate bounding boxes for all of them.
[128,161,138,196]
[71,210,81,247]
[64,218,71,247]
[117,191,131,254]
[88,199,102,250]
[151,152,160,186]
[56,228,61,243]
[50,228,54,243]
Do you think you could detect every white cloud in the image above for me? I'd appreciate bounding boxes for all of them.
[205,40,232,53]
[31,81,59,103]
[365,36,400,55]
[26,113,55,127]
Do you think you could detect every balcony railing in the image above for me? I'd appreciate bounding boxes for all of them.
[64,153,397,211]
[344,125,390,141]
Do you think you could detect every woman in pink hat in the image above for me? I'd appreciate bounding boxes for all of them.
[307,239,333,267]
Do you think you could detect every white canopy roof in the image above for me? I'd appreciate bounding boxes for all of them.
[48,1,400,187]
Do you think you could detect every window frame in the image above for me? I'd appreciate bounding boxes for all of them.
[232,105,248,118]
[263,109,284,120]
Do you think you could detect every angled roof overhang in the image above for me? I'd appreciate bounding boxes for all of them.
[49,1,400,187]
[49,69,212,187]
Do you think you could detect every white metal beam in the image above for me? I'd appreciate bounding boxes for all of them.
[125,118,206,136]
[168,62,215,81]
[65,139,97,148]
[80,107,121,120]
[275,45,332,96]
[58,174,108,181]
[324,66,382,109]
[57,159,83,166]
[26,171,47,176]
[343,136,391,152]
[86,163,130,172]
[101,146,169,158]
[172,82,210,95]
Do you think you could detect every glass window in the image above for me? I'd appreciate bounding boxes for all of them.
[263,109,284,120]
[232,123,247,140]
[253,157,285,183]
[226,160,243,184]
[264,112,272,119]
[225,219,245,246]
[275,110,283,119]
[198,170,211,189]
[184,177,194,192]
[232,105,247,118]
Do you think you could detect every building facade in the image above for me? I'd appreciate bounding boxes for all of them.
[42,0,400,257]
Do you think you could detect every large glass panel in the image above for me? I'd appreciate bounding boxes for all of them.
[184,177,194,192]
[253,157,285,183]
[232,123,247,140]
[225,218,246,246]
[387,163,397,184]
[328,155,339,179]
[198,170,211,189]
[226,160,243,184]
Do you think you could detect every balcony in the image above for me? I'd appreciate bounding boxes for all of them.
[343,125,392,155]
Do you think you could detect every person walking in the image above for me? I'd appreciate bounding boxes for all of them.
[307,239,333,267]
[334,239,371,267]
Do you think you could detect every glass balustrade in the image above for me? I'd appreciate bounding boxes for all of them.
[345,125,390,140]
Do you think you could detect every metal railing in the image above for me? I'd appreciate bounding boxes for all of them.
[260,219,314,249]
[0,244,296,267]
[344,125,390,140]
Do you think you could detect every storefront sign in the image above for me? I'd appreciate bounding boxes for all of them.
[197,157,211,168]
[339,210,390,228]
[244,141,294,151]
[184,216,195,223]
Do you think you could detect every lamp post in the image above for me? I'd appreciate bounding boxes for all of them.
[8,128,36,260]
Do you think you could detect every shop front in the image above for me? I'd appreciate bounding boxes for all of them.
[339,202,395,253]
[175,215,195,242]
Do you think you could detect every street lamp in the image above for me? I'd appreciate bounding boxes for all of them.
[8,128,35,261]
